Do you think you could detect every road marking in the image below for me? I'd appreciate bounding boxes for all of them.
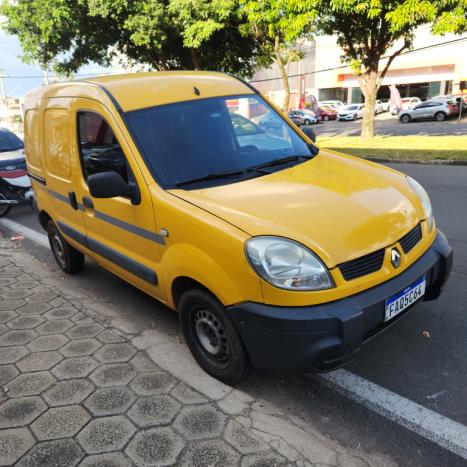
[3,216,467,459]
[319,369,467,460]
[0,218,49,248]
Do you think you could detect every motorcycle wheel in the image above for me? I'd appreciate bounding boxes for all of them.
[0,192,11,218]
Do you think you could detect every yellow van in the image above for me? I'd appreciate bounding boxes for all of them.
[24,72,452,384]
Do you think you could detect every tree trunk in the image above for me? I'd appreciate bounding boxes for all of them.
[360,70,378,139]
[274,35,290,112]
[189,48,203,70]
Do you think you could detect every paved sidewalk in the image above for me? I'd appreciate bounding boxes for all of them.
[0,235,395,467]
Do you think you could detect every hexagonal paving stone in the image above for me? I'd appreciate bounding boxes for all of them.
[95,343,136,363]
[77,416,136,454]
[60,338,102,357]
[6,371,55,397]
[0,277,15,286]
[7,315,45,330]
[11,280,39,290]
[125,427,185,466]
[0,299,25,311]
[52,357,98,380]
[31,405,91,440]
[130,353,163,372]
[0,427,35,465]
[179,439,241,467]
[173,405,227,440]
[43,379,95,407]
[28,334,69,351]
[25,291,58,303]
[223,420,269,454]
[89,363,136,387]
[44,306,78,320]
[17,438,84,467]
[97,329,126,344]
[0,364,19,386]
[0,396,47,428]
[171,383,208,405]
[2,289,33,300]
[241,451,289,467]
[0,310,17,323]
[127,395,181,428]
[0,345,28,364]
[78,452,133,467]
[17,351,63,372]
[84,386,135,416]
[0,329,37,346]
[36,319,73,335]
[16,302,50,315]
[0,323,7,335]
[67,323,104,339]
[130,372,177,396]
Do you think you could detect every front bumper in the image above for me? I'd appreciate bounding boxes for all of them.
[227,230,452,373]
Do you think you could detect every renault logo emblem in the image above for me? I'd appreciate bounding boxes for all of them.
[391,248,401,268]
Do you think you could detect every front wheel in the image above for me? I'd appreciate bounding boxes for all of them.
[435,112,447,122]
[400,114,411,123]
[179,289,251,385]
[323,115,329,121]
[353,114,357,121]
[47,221,84,274]
[304,119,310,126]
[0,192,11,218]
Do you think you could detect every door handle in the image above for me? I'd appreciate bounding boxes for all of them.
[68,191,78,210]
[82,196,94,210]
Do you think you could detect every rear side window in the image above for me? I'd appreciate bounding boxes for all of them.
[44,109,71,178]
[77,112,129,182]
[24,111,41,169]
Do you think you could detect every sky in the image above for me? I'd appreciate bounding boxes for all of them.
[0,30,111,97]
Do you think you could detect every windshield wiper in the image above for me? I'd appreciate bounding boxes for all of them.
[175,169,246,187]
[246,155,313,172]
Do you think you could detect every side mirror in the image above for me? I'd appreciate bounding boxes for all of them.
[301,126,316,142]
[88,171,141,205]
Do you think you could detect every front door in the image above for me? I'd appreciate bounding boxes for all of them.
[71,98,163,298]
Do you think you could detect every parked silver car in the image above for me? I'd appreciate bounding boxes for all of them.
[398,100,452,123]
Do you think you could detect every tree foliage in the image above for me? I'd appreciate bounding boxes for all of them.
[0,0,267,77]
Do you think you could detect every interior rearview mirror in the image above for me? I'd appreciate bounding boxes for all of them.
[88,171,141,205]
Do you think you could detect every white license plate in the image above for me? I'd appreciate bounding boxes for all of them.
[384,276,426,322]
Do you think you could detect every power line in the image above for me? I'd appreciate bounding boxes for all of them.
[249,36,467,83]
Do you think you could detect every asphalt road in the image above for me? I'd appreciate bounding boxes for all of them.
[313,112,467,137]
[1,162,466,466]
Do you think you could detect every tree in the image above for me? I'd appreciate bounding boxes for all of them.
[241,0,315,111]
[0,0,266,77]
[304,0,467,138]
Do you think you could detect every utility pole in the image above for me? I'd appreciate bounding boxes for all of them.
[0,72,11,130]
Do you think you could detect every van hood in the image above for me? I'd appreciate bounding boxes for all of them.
[170,151,422,267]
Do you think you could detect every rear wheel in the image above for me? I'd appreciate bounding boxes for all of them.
[179,288,251,385]
[0,192,11,218]
[400,114,411,123]
[304,119,310,125]
[435,111,447,122]
[47,221,84,274]
[323,115,329,121]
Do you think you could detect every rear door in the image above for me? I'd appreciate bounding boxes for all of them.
[71,98,163,298]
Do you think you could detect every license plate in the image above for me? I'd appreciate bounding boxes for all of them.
[384,276,426,322]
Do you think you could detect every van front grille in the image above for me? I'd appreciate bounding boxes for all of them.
[338,249,385,281]
[399,223,422,254]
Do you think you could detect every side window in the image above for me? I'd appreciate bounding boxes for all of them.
[77,111,129,182]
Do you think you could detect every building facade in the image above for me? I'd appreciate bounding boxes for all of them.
[251,26,467,109]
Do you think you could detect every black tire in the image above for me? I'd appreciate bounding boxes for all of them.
[304,119,310,126]
[0,192,11,218]
[47,221,84,274]
[324,115,329,121]
[400,114,411,123]
[179,288,251,385]
[435,111,447,122]
[353,114,357,121]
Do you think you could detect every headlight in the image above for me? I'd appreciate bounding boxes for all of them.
[407,176,434,231]
[245,236,334,291]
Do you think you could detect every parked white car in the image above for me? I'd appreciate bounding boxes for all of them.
[390,97,421,115]
[337,104,365,121]
[319,100,346,112]
[375,100,384,114]
[379,99,390,112]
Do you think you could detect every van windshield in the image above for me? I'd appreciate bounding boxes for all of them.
[126,94,316,189]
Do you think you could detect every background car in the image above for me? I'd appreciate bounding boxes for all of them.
[337,104,365,121]
[398,100,453,123]
[288,112,303,126]
[375,100,384,114]
[319,100,346,112]
[289,109,318,125]
[391,97,421,115]
[379,99,390,112]
[318,106,337,121]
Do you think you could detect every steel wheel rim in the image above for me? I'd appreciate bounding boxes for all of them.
[51,229,67,269]
[0,193,8,215]
[194,308,230,366]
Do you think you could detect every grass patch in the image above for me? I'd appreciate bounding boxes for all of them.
[317,135,467,162]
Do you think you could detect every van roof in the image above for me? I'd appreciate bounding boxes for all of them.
[24,71,255,113]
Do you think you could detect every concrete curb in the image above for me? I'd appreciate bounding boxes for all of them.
[364,157,467,166]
